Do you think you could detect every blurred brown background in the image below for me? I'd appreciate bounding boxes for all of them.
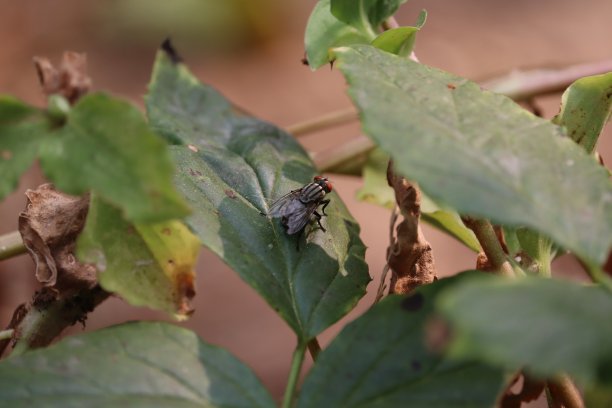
[1,0,611,403]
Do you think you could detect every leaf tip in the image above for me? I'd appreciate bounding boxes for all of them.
[161,38,183,64]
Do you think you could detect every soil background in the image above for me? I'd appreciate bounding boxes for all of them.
[1,0,611,404]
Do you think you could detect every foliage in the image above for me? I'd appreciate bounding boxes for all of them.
[0,1,611,407]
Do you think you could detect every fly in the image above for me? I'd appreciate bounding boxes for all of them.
[264,176,332,239]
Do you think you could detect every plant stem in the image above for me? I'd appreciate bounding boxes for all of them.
[583,261,612,293]
[314,135,374,173]
[462,217,514,277]
[0,231,26,261]
[482,59,612,102]
[10,287,109,356]
[282,341,307,408]
[547,375,585,408]
[286,108,358,138]
[0,330,13,341]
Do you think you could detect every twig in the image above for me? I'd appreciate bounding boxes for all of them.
[0,330,13,341]
[547,375,585,408]
[373,205,400,305]
[482,59,612,102]
[0,231,26,261]
[314,135,374,173]
[286,107,358,138]
[462,217,514,277]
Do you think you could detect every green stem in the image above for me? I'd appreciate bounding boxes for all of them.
[0,329,13,341]
[462,217,514,277]
[0,231,26,261]
[584,261,612,293]
[286,108,358,138]
[307,337,321,361]
[282,341,307,408]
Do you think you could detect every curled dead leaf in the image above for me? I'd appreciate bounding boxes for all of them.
[386,161,437,294]
[33,51,91,104]
[18,184,96,293]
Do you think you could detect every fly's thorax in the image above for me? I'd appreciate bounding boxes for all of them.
[299,182,325,203]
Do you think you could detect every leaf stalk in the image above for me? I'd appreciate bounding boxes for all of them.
[282,341,307,408]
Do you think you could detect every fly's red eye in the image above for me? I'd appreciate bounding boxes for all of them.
[325,181,333,192]
[314,175,323,181]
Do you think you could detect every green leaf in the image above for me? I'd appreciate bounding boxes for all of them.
[305,0,372,69]
[357,148,481,252]
[39,93,190,223]
[0,96,47,200]
[78,195,200,319]
[438,276,612,387]
[146,48,370,340]
[553,72,612,153]
[298,274,507,407]
[331,0,407,34]
[0,322,275,407]
[335,45,612,265]
[370,10,427,57]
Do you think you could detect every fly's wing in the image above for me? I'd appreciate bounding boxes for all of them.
[267,190,301,217]
[285,201,318,234]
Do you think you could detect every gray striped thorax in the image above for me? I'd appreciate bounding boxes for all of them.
[299,182,326,204]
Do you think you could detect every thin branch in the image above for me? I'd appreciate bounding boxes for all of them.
[0,330,13,341]
[286,107,358,138]
[547,375,585,408]
[482,59,612,102]
[382,16,400,30]
[462,217,514,277]
[0,231,26,261]
[314,135,374,173]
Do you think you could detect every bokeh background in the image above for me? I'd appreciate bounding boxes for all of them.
[1,0,611,403]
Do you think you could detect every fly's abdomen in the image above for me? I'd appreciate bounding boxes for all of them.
[299,182,325,203]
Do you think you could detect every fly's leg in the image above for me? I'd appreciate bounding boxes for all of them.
[319,199,330,216]
[313,211,327,232]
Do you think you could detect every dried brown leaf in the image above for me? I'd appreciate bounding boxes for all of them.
[33,52,91,104]
[386,161,437,294]
[18,184,96,293]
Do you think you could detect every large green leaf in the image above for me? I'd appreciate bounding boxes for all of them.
[335,45,612,265]
[78,195,200,319]
[0,322,275,407]
[298,274,506,407]
[357,148,481,252]
[39,93,190,223]
[305,0,372,69]
[438,276,612,387]
[146,47,370,340]
[553,72,612,153]
[0,96,47,200]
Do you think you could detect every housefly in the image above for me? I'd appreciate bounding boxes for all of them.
[264,176,332,238]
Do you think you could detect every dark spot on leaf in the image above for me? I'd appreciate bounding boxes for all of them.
[1,150,12,160]
[225,189,237,199]
[161,38,182,64]
[411,360,422,371]
[167,259,175,265]
[447,83,456,90]
[401,292,424,311]
[161,227,171,236]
